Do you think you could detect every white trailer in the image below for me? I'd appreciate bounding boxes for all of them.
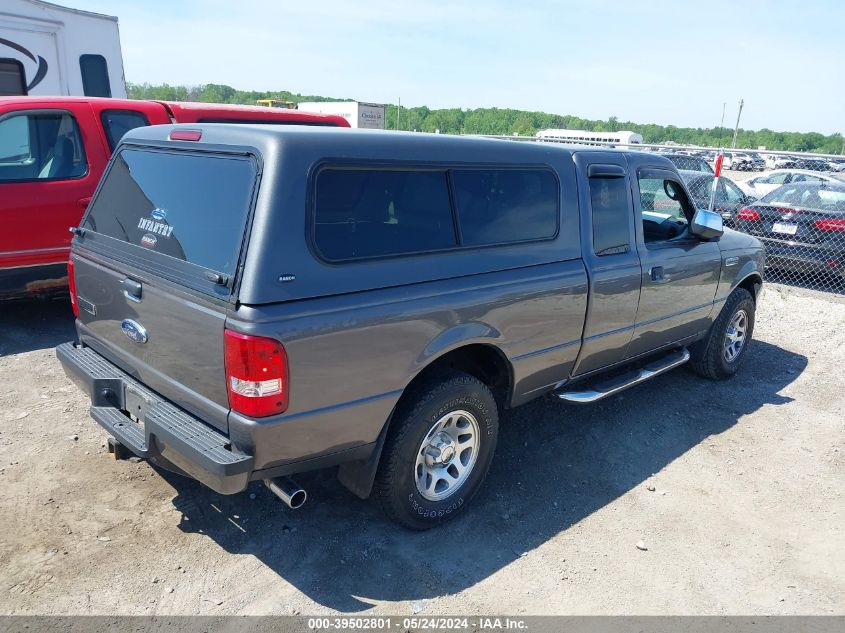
[297,101,385,129]
[0,0,126,98]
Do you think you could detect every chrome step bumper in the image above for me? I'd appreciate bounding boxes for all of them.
[57,342,253,494]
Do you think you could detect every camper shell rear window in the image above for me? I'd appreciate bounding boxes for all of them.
[81,148,257,278]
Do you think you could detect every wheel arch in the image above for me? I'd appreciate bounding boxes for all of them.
[735,271,763,301]
[337,340,513,500]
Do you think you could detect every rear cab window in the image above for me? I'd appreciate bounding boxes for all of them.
[0,111,87,182]
[101,110,151,150]
[81,148,258,293]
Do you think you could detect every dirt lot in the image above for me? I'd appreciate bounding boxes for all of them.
[0,284,843,616]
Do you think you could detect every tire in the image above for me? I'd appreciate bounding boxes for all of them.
[688,287,755,380]
[373,371,499,530]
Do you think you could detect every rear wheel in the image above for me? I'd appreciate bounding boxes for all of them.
[689,287,755,379]
[374,372,498,530]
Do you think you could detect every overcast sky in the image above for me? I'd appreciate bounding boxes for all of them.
[73,0,844,134]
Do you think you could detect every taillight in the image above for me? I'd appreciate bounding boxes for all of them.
[67,258,78,317]
[224,330,288,417]
[815,218,845,233]
[736,207,760,221]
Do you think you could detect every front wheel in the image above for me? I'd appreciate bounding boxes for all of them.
[689,287,756,379]
[373,372,499,530]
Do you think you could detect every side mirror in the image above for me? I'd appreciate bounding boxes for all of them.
[692,209,724,240]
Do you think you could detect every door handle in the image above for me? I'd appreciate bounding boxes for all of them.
[123,278,142,303]
[78,197,92,210]
[649,266,670,283]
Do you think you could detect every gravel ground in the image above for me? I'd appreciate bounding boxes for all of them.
[0,284,842,616]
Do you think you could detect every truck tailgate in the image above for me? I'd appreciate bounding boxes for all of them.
[73,254,230,432]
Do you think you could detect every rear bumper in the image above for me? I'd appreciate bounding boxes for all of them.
[56,342,253,494]
[759,239,845,279]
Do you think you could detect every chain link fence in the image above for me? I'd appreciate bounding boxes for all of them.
[647,145,845,295]
[484,135,845,295]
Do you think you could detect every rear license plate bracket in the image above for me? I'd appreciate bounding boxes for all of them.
[124,386,148,423]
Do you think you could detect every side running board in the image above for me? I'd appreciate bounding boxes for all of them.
[555,348,690,404]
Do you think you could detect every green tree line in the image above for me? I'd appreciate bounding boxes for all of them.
[128,82,844,154]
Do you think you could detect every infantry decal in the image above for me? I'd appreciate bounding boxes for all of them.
[137,208,174,240]
[133,207,186,261]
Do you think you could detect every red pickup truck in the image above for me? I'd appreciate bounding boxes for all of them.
[0,97,349,300]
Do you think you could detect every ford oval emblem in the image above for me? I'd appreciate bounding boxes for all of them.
[121,319,148,344]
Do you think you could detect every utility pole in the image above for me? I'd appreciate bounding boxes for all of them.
[717,102,726,147]
[731,99,744,149]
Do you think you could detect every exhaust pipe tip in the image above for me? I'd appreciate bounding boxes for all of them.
[264,477,307,509]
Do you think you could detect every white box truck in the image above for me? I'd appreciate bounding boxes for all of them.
[0,0,126,98]
[297,101,385,129]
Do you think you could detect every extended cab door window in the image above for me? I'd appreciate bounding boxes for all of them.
[0,112,87,182]
[637,170,693,244]
[589,167,631,256]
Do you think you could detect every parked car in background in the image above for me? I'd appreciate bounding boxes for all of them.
[825,159,845,173]
[664,153,714,174]
[721,152,753,171]
[764,154,783,169]
[0,96,350,300]
[736,170,844,199]
[723,152,764,171]
[746,152,766,171]
[771,155,801,169]
[736,182,845,284]
[57,125,763,529]
[679,170,751,225]
[776,157,832,172]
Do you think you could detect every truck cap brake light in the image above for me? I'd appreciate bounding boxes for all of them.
[169,129,202,141]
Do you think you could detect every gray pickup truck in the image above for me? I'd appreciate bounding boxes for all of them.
[57,125,765,529]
